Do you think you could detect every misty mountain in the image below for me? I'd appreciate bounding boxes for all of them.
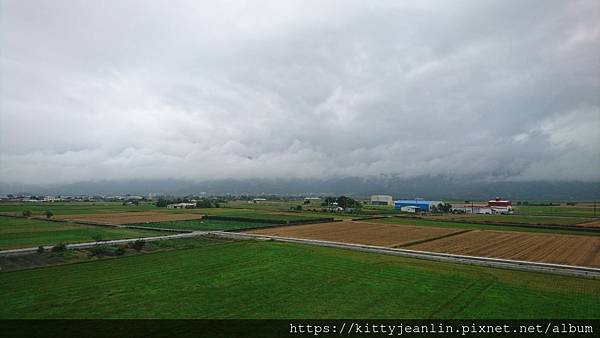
[1,176,598,201]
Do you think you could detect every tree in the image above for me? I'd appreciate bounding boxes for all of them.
[435,203,452,213]
[295,205,302,211]
[443,202,452,213]
[337,196,350,209]
[196,199,214,208]
[45,210,54,219]
[22,210,32,217]
[115,246,126,256]
[51,243,67,253]
[303,199,310,205]
[337,196,360,209]
[129,240,145,252]
[156,198,168,207]
[323,196,337,206]
[89,244,109,257]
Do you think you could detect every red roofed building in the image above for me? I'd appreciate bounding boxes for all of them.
[487,197,513,214]
[488,197,512,208]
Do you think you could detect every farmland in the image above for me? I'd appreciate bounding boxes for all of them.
[0,202,344,222]
[249,220,600,268]
[248,220,466,247]
[130,219,280,231]
[1,238,599,319]
[55,211,203,224]
[0,216,162,250]
[0,202,158,216]
[424,214,595,226]
[369,216,600,236]
[407,230,600,268]
[516,203,598,218]
[194,207,333,221]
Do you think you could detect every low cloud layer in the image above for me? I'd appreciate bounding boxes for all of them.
[1,0,599,185]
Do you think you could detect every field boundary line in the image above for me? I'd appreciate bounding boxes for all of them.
[401,216,600,233]
[351,216,392,221]
[212,231,600,279]
[391,229,474,248]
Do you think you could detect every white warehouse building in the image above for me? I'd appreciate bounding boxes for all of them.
[370,195,393,206]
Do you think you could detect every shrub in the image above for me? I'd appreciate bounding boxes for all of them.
[91,234,103,242]
[115,246,126,256]
[44,210,54,219]
[129,240,146,252]
[155,198,168,207]
[37,246,45,254]
[51,243,67,252]
[89,245,109,257]
[22,210,32,217]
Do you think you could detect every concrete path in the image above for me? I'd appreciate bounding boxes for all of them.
[0,231,208,256]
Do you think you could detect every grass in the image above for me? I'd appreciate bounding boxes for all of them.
[0,202,157,216]
[221,201,360,219]
[130,219,279,231]
[0,216,164,250]
[0,238,598,319]
[194,208,326,221]
[516,204,599,218]
[370,217,600,236]
[433,214,595,225]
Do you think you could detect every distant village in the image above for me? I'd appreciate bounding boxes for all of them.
[0,192,521,215]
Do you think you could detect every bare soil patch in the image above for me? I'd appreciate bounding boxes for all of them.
[246,220,464,247]
[407,230,600,268]
[56,212,203,225]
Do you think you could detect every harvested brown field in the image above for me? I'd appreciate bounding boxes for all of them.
[247,220,466,247]
[56,212,203,225]
[407,230,600,268]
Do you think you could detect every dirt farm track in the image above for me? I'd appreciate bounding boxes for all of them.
[55,212,203,224]
[248,221,600,268]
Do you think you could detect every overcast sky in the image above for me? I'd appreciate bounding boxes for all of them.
[1,0,599,185]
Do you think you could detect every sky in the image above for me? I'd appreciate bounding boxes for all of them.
[1,0,599,185]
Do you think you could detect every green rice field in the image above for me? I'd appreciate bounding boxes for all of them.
[1,238,598,319]
[131,219,278,231]
[0,216,164,250]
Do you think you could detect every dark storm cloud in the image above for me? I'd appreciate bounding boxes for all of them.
[1,0,599,184]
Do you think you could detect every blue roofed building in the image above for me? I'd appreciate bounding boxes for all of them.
[394,199,442,212]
